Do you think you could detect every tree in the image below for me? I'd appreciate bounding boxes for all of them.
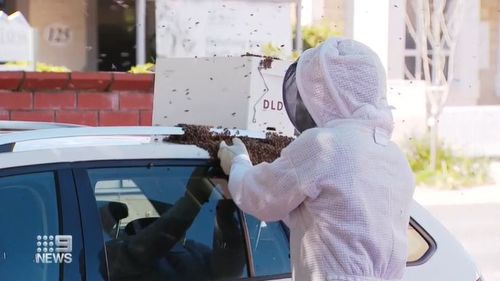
[405,0,465,170]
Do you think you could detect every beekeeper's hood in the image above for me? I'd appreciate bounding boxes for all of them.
[284,38,394,134]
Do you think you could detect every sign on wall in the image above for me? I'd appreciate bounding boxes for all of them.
[28,0,87,71]
[156,0,293,58]
[0,11,36,67]
[44,23,72,47]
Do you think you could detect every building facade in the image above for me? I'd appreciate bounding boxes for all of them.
[2,0,500,106]
[1,0,156,71]
[301,0,500,106]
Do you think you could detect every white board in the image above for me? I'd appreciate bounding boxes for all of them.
[0,11,36,70]
[153,56,295,136]
[156,0,293,58]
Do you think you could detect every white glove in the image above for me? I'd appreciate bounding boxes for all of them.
[217,138,250,175]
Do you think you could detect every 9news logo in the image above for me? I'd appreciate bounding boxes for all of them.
[34,235,72,264]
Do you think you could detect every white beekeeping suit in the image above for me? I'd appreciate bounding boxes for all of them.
[218,38,415,281]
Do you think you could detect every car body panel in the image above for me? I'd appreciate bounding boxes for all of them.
[404,202,479,281]
[0,127,482,281]
[0,142,210,169]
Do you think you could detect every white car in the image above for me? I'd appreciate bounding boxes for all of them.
[0,123,482,281]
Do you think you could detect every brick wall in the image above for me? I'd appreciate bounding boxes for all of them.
[0,72,154,126]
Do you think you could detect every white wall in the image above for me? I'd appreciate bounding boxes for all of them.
[156,0,293,58]
[301,0,329,26]
[28,0,87,70]
[387,0,406,79]
[301,0,313,26]
[387,80,428,144]
[438,106,500,157]
[447,0,481,105]
[352,0,389,72]
[386,80,500,158]
[349,0,405,77]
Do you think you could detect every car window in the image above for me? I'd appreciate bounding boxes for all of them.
[407,223,431,263]
[87,165,248,281]
[245,215,291,276]
[0,172,60,281]
[94,178,160,234]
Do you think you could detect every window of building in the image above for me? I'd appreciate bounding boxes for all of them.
[404,1,452,80]
[0,0,15,14]
[97,0,137,71]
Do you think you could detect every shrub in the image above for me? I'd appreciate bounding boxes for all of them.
[406,137,490,189]
[128,63,155,74]
[2,61,70,72]
[299,21,340,50]
[36,62,70,73]
[260,42,283,58]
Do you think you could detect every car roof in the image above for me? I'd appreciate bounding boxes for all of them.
[0,125,265,169]
[0,143,211,169]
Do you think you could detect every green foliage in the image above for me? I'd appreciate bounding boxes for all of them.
[36,62,70,73]
[261,22,340,60]
[260,42,283,58]
[406,137,490,189]
[3,61,70,72]
[128,63,155,74]
[300,21,340,50]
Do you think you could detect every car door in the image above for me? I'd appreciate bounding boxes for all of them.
[73,159,251,281]
[244,215,439,281]
[244,215,292,280]
[71,159,442,281]
[0,164,84,281]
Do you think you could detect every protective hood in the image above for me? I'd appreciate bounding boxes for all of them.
[282,61,317,133]
[295,38,394,134]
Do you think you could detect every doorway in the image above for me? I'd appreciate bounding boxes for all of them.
[97,0,136,71]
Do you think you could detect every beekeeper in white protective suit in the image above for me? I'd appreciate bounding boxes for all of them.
[218,38,415,281]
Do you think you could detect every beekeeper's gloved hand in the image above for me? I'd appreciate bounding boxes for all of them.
[218,138,250,175]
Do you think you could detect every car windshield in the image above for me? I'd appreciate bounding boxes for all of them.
[0,1,499,280]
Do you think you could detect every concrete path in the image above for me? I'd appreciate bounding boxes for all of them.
[414,184,500,206]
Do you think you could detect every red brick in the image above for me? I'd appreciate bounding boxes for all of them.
[11,111,54,122]
[78,93,118,110]
[69,72,113,91]
[0,110,9,120]
[35,92,76,110]
[111,73,154,91]
[0,71,24,90]
[99,111,139,126]
[120,92,153,110]
[56,111,98,126]
[22,72,69,91]
[139,110,152,126]
[0,92,33,110]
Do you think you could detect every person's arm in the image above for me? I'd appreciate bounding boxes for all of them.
[218,132,323,222]
[126,167,212,264]
[227,153,307,222]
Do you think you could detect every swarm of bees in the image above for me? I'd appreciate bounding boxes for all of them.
[165,124,293,165]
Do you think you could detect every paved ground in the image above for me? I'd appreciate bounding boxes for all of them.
[414,185,500,281]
